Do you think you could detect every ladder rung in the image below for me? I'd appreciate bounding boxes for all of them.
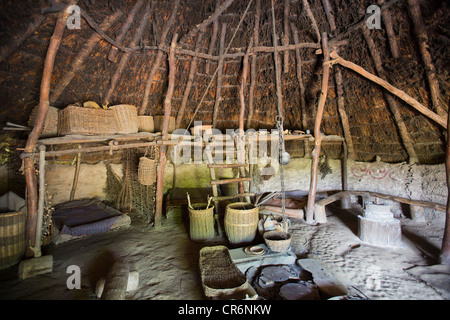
[210,177,252,185]
[213,193,255,201]
[207,163,246,168]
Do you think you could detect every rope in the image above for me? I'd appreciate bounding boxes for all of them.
[184,0,254,132]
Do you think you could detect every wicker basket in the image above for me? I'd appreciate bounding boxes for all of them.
[138,115,154,133]
[28,106,59,138]
[199,245,249,298]
[137,156,157,185]
[263,231,292,253]
[224,202,259,245]
[0,211,26,270]
[189,203,215,242]
[58,105,117,136]
[154,115,175,133]
[110,104,139,134]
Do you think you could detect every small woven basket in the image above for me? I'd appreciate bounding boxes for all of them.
[154,115,175,133]
[137,156,157,185]
[28,106,59,138]
[199,245,249,298]
[138,115,154,132]
[263,231,292,253]
[110,104,139,134]
[58,105,117,135]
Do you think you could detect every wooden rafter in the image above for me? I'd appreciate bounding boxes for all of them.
[212,23,227,128]
[246,0,260,129]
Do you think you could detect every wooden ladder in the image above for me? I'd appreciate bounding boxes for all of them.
[204,135,254,217]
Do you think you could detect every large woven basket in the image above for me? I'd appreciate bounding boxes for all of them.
[224,202,259,245]
[189,203,215,242]
[0,211,26,270]
[154,115,175,133]
[137,156,157,185]
[138,115,154,133]
[199,245,249,298]
[28,106,59,138]
[58,105,117,135]
[110,104,138,134]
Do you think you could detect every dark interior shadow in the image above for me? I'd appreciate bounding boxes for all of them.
[327,202,361,236]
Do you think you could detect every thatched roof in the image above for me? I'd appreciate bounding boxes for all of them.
[0,0,448,163]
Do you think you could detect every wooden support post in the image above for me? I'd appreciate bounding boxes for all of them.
[212,23,226,127]
[140,0,180,115]
[440,107,450,265]
[407,0,446,119]
[377,0,399,58]
[155,33,178,228]
[176,31,204,127]
[301,0,321,42]
[246,0,260,129]
[179,0,235,45]
[204,0,220,75]
[104,1,153,106]
[362,27,418,164]
[306,32,331,224]
[283,0,290,74]
[69,145,82,201]
[330,51,447,129]
[50,10,123,104]
[340,141,352,209]
[239,39,253,135]
[291,23,311,158]
[24,9,71,257]
[108,0,144,62]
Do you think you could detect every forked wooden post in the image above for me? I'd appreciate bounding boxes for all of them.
[154,33,178,228]
[23,9,71,257]
[305,32,331,224]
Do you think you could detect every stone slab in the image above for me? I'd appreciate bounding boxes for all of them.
[229,244,297,273]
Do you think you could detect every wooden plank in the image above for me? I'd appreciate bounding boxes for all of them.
[210,177,252,185]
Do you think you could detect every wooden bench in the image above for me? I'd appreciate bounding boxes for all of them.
[314,190,446,223]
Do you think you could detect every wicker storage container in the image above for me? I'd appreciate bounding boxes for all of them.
[263,231,292,252]
[137,156,157,185]
[110,104,139,134]
[138,116,154,133]
[154,115,175,133]
[189,203,215,242]
[199,245,249,298]
[224,202,259,245]
[58,105,117,135]
[28,106,59,138]
[0,211,26,270]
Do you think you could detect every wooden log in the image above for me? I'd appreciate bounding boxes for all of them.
[103,1,154,105]
[407,0,446,119]
[108,0,144,62]
[330,51,448,129]
[0,14,45,63]
[291,23,311,158]
[212,23,227,127]
[377,0,399,58]
[306,33,331,224]
[18,255,53,280]
[204,0,220,75]
[321,0,336,35]
[140,0,180,115]
[24,9,71,256]
[50,10,123,104]
[441,107,450,264]
[155,34,178,228]
[362,27,418,164]
[246,0,260,129]
[176,30,204,128]
[179,0,235,45]
[301,0,321,42]
[238,39,253,135]
[358,216,402,247]
[283,0,290,74]
[69,145,82,201]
